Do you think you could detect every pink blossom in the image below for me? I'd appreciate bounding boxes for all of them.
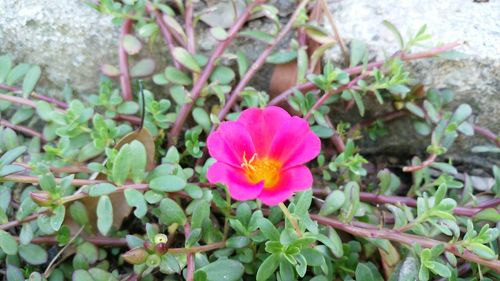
[207,106,321,205]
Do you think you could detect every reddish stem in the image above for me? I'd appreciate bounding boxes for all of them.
[474,125,500,147]
[185,223,195,281]
[325,115,345,152]
[269,41,463,105]
[119,19,133,101]
[304,72,367,119]
[0,119,47,143]
[146,2,183,70]
[310,214,500,273]
[168,0,264,145]
[313,189,499,217]
[0,211,48,231]
[402,154,437,172]
[217,0,311,122]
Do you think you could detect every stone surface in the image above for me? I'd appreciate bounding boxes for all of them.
[0,0,119,95]
[325,0,500,160]
[0,0,498,160]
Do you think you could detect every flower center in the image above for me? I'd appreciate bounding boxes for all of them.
[241,152,282,189]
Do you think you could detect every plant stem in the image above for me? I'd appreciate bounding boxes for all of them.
[24,234,226,254]
[0,119,46,143]
[185,0,196,55]
[310,214,500,273]
[313,189,499,217]
[304,72,368,119]
[43,226,85,278]
[168,0,265,145]
[184,223,195,281]
[402,153,437,172]
[321,0,349,65]
[217,0,311,122]
[324,115,345,152]
[119,19,133,101]
[278,202,303,237]
[474,125,500,147]
[269,41,462,105]
[146,2,183,70]
[0,83,67,108]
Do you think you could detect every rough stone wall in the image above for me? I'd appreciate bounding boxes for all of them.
[0,0,498,160]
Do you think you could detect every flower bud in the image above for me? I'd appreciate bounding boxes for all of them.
[143,240,154,251]
[30,191,52,207]
[122,247,148,265]
[154,234,168,245]
[155,242,168,255]
[146,254,161,267]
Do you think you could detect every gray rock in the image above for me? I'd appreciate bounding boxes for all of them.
[325,0,500,160]
[0,0,119,95]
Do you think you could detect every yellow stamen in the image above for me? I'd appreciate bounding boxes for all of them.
[241,152,282,189]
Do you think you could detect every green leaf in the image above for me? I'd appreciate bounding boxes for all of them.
[0,146,26,165]
[236,50,249,78]
[149,175,186,192]
[197,259,245,281]
[0,55,12,83]
[130,58,156,78]
[256,254,280,281]
[117,101,139,115]
[350,39,367,67]
[279,257,295,280]
[124,189,147,218]
[266,50,297,64]
[122,34,142,55]
[309,232,343,258]
[451,104,472,124]
[89,183,117,197]
[355,262,384,281]
[351,90,365,116]
[6,265,24,281]
[69,201,89,226]
[191,200,210,229]
[173,47,201,72]
[50,205,65,231]
[192,107,211,131]
[7,63,30,85]
[101,64,121,77]
[159,198,186,225]
[427,261,451,278]
[474,208,500,222]
[165,66,192,85]
[210,27,229,41]
[226,236,251,249]
[468,243,497,260]
[129,140,147,183]
[0,229,18,255]
[22,65,42,98]
[112,144,132,185]
[19,244,47,265]
[405,102,425,118]
[0,165,24,177]
[72,270,94,281]
[258,218,280,241]
[97,195,113,235]
[40,173,57,194]
[239,30,274,44]
[210,66,235,85]
[294,189,312,215]
[382,20,404,49]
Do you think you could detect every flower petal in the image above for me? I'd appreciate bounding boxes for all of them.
[269,116,321,168]
[238,106,291,156]
[257,165,313,206]
[207,121,256,167]
[207,162,264,201]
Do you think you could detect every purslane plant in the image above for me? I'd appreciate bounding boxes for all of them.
[0,0,499,281]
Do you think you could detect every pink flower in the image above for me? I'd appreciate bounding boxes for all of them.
[207,106,321,205]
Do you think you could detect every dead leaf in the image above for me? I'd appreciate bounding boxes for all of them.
[65,128,156,234]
